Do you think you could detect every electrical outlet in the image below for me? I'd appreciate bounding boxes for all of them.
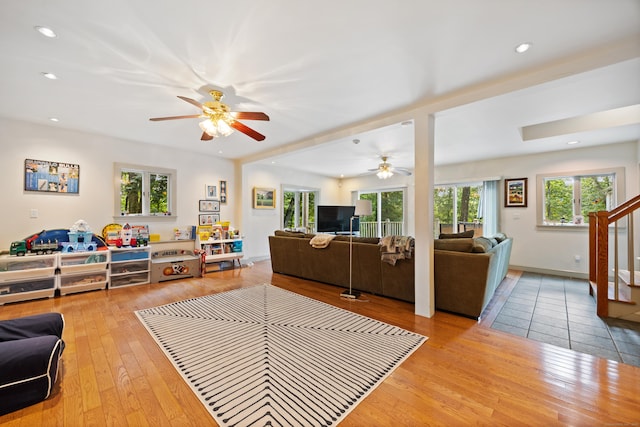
[574,255,581,262]
[30,208,38,218]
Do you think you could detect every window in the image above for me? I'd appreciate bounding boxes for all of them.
[282,187,317,232]
[357,189,405,237]
[114,163,176,218]
[433,182,484,237]
[536,168,623,226]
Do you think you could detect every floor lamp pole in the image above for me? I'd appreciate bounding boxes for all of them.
[342,216,360,299]
[342,199,371,299]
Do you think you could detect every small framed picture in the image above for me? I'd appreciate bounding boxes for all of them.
[504,178,528,208]
[253,187,276,209]
[199,199,220,212]
[205,184,217,199]
[220,180,227,204]
[199,213,220,225]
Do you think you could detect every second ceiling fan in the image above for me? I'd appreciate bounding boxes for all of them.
[150,90,270,141]
[368,156,412,179]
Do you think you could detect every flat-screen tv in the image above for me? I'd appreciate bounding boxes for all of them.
[316,205,358,233]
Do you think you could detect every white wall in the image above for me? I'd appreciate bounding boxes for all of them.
[240,162,340,261]
[435,141,639,276]
[0,118,234,250]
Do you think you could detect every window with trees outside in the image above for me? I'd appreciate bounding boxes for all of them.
[536,168,622,226]
[433,183,484,237]
[282,187,317,232]
[114,163,176,218]
[357,189,405,238]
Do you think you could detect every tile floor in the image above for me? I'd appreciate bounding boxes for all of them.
[490,272,640,367]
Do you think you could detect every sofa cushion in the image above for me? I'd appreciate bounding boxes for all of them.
[434,238,474,252]
[439,230,475,239]
[274,230,306,238]
[333,236,380,244]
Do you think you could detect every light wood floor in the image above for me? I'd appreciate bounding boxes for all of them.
[1,261,639,426]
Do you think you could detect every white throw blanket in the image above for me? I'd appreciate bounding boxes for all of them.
[309,233,336,248]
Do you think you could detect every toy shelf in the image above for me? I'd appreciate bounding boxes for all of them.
[108,246,151,288]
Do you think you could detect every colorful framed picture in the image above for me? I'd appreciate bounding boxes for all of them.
[24,158,80,194]
[505,178,528,207]
[199,199,220,212]
[220,180,227,204]
[199,213,220,225]
[253,187,276,209]
[205,184,217,199]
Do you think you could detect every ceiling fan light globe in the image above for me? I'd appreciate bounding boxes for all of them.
[199,119,218,137]
[217,118,234,136]
[377,169,393,179]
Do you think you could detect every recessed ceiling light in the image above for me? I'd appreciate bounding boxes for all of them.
[34,26,57,38]
[49,117,59,122]
[41,72,58,80]
[515,42,532,54]
[567,140,580,145]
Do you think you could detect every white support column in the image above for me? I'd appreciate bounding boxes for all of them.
[414,111,435,318]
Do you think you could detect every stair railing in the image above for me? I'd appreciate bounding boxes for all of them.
[589,194,640,317]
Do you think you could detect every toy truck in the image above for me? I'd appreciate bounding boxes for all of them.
[10,239,59,256]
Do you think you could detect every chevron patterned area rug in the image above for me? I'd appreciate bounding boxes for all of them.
[136,284,427,427]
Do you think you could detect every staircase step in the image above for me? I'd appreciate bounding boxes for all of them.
[607,281,635,304]
[618,270,640,287]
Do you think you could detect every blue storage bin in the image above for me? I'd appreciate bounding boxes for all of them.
[111,250,149,262]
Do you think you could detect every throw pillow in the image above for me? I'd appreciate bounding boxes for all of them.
[274,230,305,238]
[492,232,507,243]
[439,230,475,239]
[472,237,494,253]
[434,238,474,252]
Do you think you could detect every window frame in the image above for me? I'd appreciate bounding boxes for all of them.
[281,185,319,232]
[535,167,624,229]
[433,181,484,237]
[356,187,407,237]
[113,162,177,220]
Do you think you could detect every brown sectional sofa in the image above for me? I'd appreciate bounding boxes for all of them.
[268,230,512,318]
[434,233,513,319]
[268,231,415,302]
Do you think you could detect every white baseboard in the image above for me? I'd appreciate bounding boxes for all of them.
[509,264,589,280]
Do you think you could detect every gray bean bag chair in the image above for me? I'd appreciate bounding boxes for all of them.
[0,312,65,415]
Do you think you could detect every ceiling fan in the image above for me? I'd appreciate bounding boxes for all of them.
[368,156,412,179]
[149,90,269,141]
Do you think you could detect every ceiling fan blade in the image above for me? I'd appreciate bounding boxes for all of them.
[393,168,412,176]
[149,114,202,121]
[177,95,204,110]
[230,121,266,141]
[231,112,270,121]
[201,132,214,141]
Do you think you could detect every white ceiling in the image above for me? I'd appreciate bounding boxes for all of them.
[1,1,639,178]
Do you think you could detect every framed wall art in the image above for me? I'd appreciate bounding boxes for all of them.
[205,184,217,199]
[199,213,221,226]
[199,199,220,212]
[504,178,528,207]
[24,158,80,194]
[220,180,227,204]
[253,187,276,209]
